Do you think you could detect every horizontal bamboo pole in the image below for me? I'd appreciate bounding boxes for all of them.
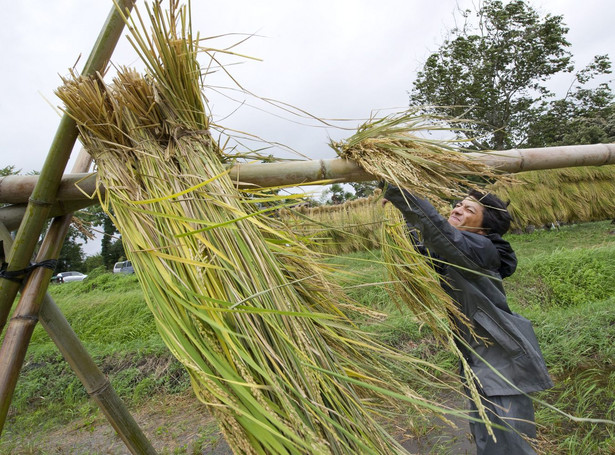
[0,173,97,204]
[2,143,614,208]
[0,200,94,232]
[466,143,615,173]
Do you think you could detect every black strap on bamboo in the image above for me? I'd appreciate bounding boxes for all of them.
[0,259,58,283]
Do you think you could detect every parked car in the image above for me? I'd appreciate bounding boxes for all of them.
[113,260,134,274]
[51,271,87,283]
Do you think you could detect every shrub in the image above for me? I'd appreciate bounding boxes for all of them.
[507,245,615,307]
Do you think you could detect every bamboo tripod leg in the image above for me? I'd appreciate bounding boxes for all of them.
[0,223,156,454]
[39,294,157,455]
[0,0,136,333]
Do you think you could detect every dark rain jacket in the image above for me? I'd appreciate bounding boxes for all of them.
[385,187,553,396]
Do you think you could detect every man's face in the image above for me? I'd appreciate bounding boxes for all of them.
[448,197,485,233]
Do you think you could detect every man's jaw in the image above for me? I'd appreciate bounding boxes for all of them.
[449,215,462,226]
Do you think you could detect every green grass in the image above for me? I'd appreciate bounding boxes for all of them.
[1,221,614,453]
[1,272,189,447]
[526,297,615,454]
[507,221,615,454]
[506,220,615,258]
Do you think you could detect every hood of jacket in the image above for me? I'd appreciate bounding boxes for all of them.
[486,233,517,278]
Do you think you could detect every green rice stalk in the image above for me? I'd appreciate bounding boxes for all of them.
[380,205,491,436]
[56,2,468,453]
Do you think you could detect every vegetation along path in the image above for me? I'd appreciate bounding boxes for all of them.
[1,221,614,454]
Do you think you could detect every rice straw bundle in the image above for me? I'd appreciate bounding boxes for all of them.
[56,2,467,453]
[380,205,490,434]
[279,191,385,255]
[330,112,506,205]
[490,166,615,229]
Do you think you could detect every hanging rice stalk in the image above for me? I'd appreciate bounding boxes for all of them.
[380,205,489,434]
[328,114,517,440]
[330,112,509,205]
[278,191,386,255]
[55,2,475,453]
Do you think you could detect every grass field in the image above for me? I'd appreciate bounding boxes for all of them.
[1,220,614,454]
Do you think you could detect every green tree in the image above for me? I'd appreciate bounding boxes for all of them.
[0,166,21,209]
[322,183,354,205]
[0,165,20,177]
[79,204,124,270]
[107,237,126,266]
[349,182,377,199]
[55,227,85,272]
[410,0,573,150]
[1,165,90,272]
[83,254,104,272]
[100,213,125,269]
[526,55,614,147]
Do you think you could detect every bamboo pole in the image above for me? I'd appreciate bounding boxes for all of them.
[0,216,72,434]
[38,294,158,454]
[466,143,615,173]
[0,0,136,333]
[0,200,95,232]
[0,222,156,453]
[0,173,97,204]
[1,144,614,208]
[0,0,137,439]
[0,151,123,438]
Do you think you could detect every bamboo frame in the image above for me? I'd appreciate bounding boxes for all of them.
[0,200,94,232]
[0,1,154,450]
[0,222,155,453]
[1,144,613,210]
[0,0,136,333]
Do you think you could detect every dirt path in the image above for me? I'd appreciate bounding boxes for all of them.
[2,392,475,454]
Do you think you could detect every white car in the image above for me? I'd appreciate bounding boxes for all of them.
[51,271,88,283]
[113,260,134,274]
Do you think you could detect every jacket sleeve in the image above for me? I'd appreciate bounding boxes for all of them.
[384,186,497,275]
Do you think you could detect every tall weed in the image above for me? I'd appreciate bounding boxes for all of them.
[507,244,615,307]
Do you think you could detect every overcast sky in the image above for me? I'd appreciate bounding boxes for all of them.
[2,0,613,176]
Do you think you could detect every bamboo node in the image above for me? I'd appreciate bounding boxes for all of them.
[87,379,112,397]
[27,198,54,208]
[11,314,39,323]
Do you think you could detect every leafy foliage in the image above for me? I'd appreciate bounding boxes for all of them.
[322,183,355,204]
[410,0,614,150]
[349,182,377,199]
[0,165,21,177]
[526,55,615,147]
[54,227,85,272]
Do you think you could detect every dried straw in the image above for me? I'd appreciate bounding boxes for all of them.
[490,166,615,229]
[331,112,506,205]
[56,2,469,453]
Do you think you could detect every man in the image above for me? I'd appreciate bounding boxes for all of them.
[383,185,553,455]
